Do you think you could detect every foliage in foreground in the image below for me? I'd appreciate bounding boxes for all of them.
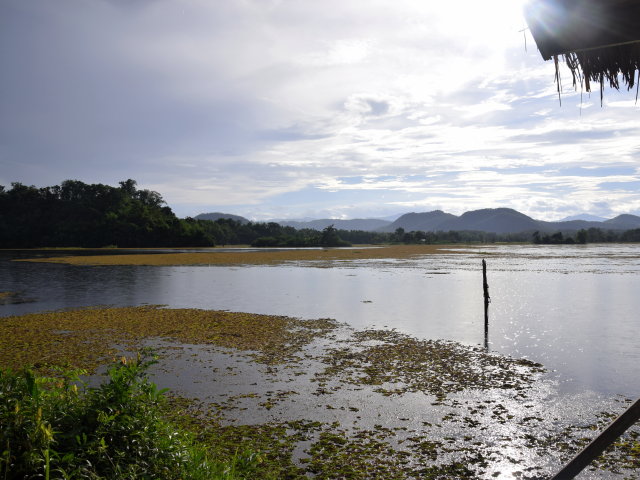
[0,352,262,479]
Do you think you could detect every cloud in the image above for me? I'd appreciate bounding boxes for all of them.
[1,0,639,221]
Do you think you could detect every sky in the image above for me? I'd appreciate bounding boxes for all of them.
[1,0,639,221]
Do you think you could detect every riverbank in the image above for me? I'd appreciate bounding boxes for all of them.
[1,305,638,478]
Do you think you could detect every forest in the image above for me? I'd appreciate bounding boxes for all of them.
[0,180,213,248]
[1,180,639,248]
[0,180,351,248]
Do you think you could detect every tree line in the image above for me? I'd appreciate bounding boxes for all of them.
[0,180,351,248]
[2,180,639,248]
[205,220,351,247]
[532,228,640,244]
[206,223,640,247]
[0,180,213,248]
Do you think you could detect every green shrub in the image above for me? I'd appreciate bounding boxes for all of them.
[0,351,261,479]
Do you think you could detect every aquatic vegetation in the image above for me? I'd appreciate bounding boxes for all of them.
[522,404,640,474]
[0,306,338,372]
[164,397,485,480]
[17,244,459,266]
[2,306,639,478]
[316,329,545,399]
[166,401,309,480]
[0,353,261,479]
[159,324,640,479]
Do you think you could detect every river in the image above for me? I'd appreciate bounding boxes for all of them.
[1,243,639,398]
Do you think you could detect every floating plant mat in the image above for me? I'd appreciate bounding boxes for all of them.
[0,306,337,372]
[2,306,639,478]
[154,334,639,479]
[314,329,545,400]
[15,244,461,266]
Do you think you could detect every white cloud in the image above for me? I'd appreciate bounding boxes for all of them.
[1,0,639,221]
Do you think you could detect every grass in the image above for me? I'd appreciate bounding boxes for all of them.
[0,351,263,479]
[15,244,462,266]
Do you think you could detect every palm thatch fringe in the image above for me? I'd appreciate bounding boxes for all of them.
[525,0,640,100]
[557,42,640,102]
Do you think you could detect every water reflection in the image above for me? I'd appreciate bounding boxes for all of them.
[1,245,639,397]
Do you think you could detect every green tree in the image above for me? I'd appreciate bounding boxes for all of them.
[393,227,405,243]
[576,229,587,244]
[0,180,215,248]
[320,224,350,247]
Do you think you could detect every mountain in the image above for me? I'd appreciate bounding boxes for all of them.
[384,208,640,235]
[604,214,640,230]
[448,208,540,233]
[539,219,604,232]
[386,208,540,234]
[379,213,405,222]
[380,210,456,232]
[279,218,392,231]
[194,209,640,235]
[383,208,640,233]
[559,213,607,222]
[195,212,249,224]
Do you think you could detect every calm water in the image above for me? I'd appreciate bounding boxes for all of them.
[1,244,639,398]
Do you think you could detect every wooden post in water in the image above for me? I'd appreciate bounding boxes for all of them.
[482,259,490,348]
[550,398,640,479]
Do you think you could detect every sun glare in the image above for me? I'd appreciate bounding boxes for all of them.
[434,0,528,47]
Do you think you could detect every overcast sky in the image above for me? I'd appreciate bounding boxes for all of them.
[1,0,639,221]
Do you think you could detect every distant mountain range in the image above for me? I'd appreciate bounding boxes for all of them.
[559,213,608,222]
[195,208,640,234]
[277,218,391,231]
[382,209,640,234]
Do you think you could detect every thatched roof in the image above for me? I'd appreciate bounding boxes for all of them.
[524,0,640,97]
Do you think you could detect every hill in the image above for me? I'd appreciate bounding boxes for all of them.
[559,214,607,222]
[195,212,249,224]
[194,208,640,235]
[378,210,456,232]
[604,214,640,230]
[448,208,540,233]
[386,208,540,234]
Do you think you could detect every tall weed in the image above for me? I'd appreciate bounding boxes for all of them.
[0,351,260,479]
